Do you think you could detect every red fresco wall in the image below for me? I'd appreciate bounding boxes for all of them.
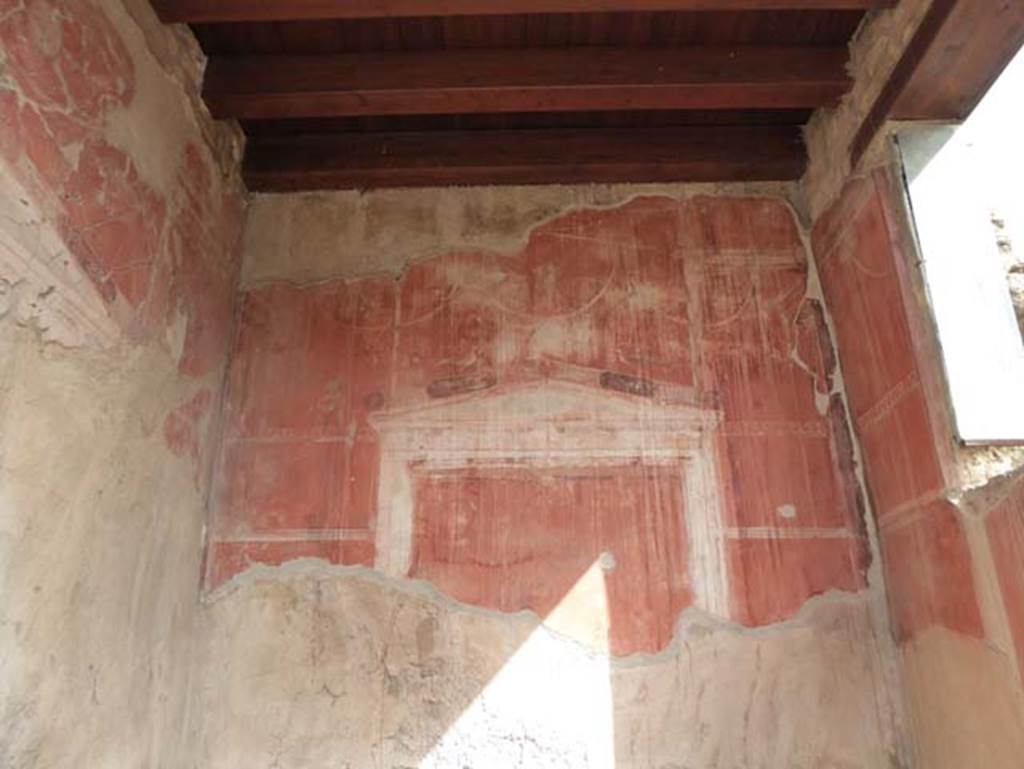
[811,168,985,644]
[211,195,870,654]
[0,0,244,479]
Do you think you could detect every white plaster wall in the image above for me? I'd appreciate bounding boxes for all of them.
[195,564,904,769]
[0,320,210,767]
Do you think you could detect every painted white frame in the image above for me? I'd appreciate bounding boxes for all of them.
[370,379,731,618]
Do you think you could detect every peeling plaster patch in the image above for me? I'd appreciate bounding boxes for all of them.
[598,550,617,572]
[163,307,189,364]
[0,160,119,349]
[0,0,246,371]
[103,0,242,195]
[101,49,197,198]
[777,504,798,520]
[796,208,910,761]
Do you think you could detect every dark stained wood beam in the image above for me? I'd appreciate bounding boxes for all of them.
[244,126,805,190]
[205,47,849,120]
[155,0,895,23]
[892,0,1024,120]
[851,0,1024,166]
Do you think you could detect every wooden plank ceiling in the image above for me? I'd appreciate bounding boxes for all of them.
[152,1,891,190]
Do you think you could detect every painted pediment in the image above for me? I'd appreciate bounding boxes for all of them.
[370,376,719,455]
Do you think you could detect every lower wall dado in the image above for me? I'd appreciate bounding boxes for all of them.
[196,566,900,768]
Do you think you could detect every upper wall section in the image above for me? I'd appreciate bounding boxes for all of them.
[210,188,872,658]
[0,0,244,374]
[240,182,795,288]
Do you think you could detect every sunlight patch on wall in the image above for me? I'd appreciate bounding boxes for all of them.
[418,559,615,769]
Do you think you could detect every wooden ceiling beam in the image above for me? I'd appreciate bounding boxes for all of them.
[243,125,805,190]
[156,0,895,23]
[892,0,1024,120]
[851,0,1024,166]
[205,46,849,120]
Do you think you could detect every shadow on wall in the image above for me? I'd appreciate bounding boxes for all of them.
[196,196,897,767]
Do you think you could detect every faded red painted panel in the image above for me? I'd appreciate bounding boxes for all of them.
[63,138,168,315]
[225,283,356,440]
[857,380,944,521]
[728,535,867,626]
[221,277,392,535]
[880,500,983,643]
[489,202,697,386]
[219,440,344,534]
[811,174,944,523]
[703,350,819,423]
[396,260,499,400]
[987,478,1024,679]
[720,429,852,530]
[522,230,618,318]
[410,465,691,656]
[814,185,918,423]
[679,196,805,258]
[699,260,820,425]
